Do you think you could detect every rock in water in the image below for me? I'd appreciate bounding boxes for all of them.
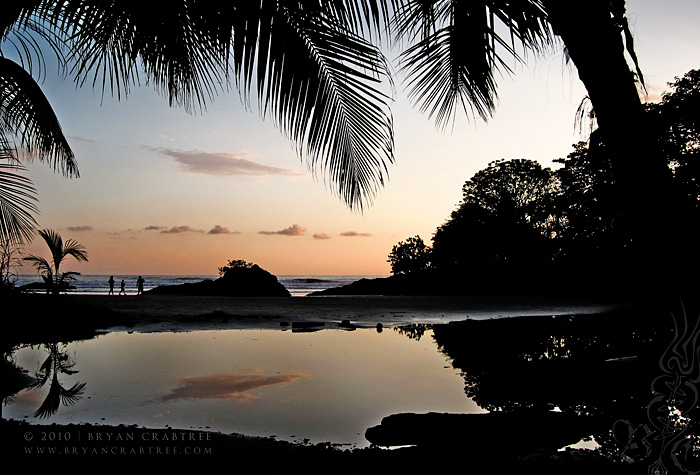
[146,265,290,297]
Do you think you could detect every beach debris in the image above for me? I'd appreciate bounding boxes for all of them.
[338,319,356,330]
[291,321,326,332]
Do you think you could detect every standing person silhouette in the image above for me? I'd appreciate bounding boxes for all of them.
[108,276,115,295]
[137,276,145,295]
[119,279,126,295]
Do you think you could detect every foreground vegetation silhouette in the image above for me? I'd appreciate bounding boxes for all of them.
[385,69,700,297]
[23,229,88,295]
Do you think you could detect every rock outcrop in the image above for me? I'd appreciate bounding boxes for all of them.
[146,264,290,297]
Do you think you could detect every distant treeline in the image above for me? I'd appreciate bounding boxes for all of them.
[388,69,700,295]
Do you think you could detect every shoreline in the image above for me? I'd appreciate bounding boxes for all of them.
[73,293,640,333]
[2,292,651,346]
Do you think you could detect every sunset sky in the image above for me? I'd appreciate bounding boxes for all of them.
[14,0,700,276]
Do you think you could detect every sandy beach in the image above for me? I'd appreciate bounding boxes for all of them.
[65,293,640,333]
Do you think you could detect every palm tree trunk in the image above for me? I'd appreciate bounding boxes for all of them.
[544,0,673,277]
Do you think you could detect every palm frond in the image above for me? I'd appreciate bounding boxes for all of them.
[322,0,397,42]
[0,57,77,176]
[28,1,394,209]
[62,239,88,262]
[59,381,86,407]
[240,2,395,209]
[23,254,51,276]
[0,161,39,244]
[45,0,233,113]
[33,374,62,418]
[1,6,68,85]
[37,228,63,271]
[394,0,551,128]
[29,353,54,389]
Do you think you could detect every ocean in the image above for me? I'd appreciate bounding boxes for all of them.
[12,274,383,297]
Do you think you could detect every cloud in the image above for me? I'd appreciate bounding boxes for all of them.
[340,231,372,237]
[208,225,240,235]
[67,135,96,143]
[259,224,306,236]
[67,225,93,232]
[313,233,332,240]
[145,146,302,177]
[160,225,203,234]
[145,225,167,231]
[157,371,308,403]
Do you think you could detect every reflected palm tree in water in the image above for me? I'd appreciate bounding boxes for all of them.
[29,342,86,418]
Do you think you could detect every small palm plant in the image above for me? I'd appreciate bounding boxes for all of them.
[23,229,88,295]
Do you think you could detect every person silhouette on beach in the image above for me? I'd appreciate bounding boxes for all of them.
[137,276,144,295]
[119,279,126,295]
[108,276,115,295]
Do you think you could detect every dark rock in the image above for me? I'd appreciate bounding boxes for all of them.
[291,321,326,328]
[145,264,290,297]
[19,282,77,292]
[365,412,604,451]
[290,321,326,333]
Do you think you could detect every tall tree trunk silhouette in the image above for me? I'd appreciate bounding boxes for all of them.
[544,0,672,273]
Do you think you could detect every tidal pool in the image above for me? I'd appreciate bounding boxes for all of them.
[5,327,482,447]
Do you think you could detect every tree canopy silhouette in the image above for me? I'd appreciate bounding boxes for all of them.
[392,69,700,293]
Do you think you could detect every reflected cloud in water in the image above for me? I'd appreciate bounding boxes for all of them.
[4,328,476,447]
[157,371,309,403]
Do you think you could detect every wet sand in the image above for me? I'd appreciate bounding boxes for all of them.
[67,293,638,333]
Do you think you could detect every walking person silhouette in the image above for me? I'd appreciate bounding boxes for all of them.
[137,276,145,295]
[119,279,126,295]
[108,276,115,295]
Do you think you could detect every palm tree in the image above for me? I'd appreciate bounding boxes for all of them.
[23,228,88,294]
[2,1,670,265]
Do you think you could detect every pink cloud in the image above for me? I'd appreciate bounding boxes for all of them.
[161,225,203,234]
[340,231,372,237]
[67,225,93,232]
[157,372,308,403]
[259,224,306,236]
[208,225,240,235]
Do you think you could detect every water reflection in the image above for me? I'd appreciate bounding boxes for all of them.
[156,371,309,403]
[28,343,87,418]
[383,309,678,459]
[4,328,477,447]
